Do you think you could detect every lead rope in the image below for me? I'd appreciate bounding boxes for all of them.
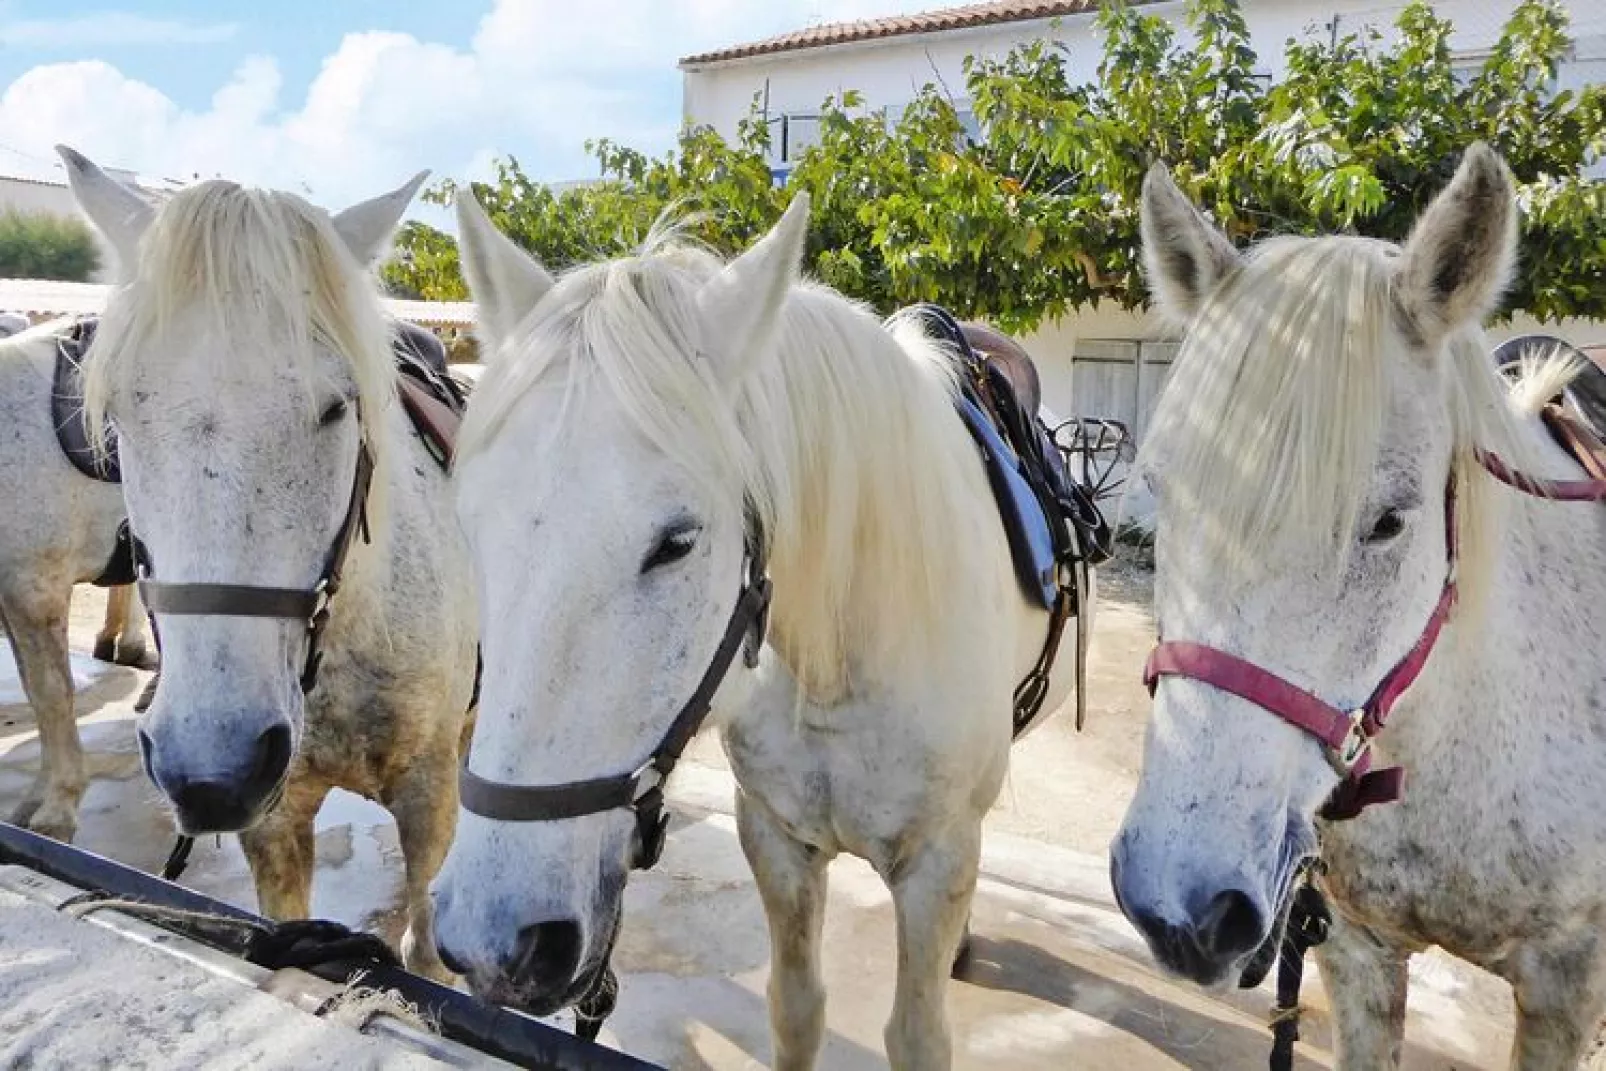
[1268,867,1331,1071]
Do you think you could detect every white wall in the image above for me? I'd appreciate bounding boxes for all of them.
[1024,306,1606,426]
[0,177,121,283]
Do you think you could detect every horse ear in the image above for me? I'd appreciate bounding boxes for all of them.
[1140,162,1240,321]
[56,145,154,279]
[696,192,810,380]
[454,189,554,361]
[332,171,429,265]
[1395,143,1517,347]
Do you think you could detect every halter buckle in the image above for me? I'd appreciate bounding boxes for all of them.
[1332,710,1372,773]
[630,761,665,805]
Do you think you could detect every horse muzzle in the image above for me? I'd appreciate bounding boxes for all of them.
[139,720,292,834]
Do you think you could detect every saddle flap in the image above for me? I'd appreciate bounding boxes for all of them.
[51,318,120,483]
[397,374,463,469]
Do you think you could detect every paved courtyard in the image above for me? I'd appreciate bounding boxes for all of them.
[0,559,1518,1069]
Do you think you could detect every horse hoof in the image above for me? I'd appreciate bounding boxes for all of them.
[92,636,117,663]
[17,802,78,844]
[134,675,159,713]
[114,641,156,670]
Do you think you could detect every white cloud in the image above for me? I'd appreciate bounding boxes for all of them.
[0,12,238,48]
[0,0,935,212]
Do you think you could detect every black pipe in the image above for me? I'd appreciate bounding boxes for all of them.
[0,821,661,1071]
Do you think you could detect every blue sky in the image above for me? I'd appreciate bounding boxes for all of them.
[0,1,933,212]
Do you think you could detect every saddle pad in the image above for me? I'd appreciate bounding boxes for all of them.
[52,318,121,483]
[957,395,1059,609]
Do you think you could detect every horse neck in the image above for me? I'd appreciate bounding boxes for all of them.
[1406,460,1606,768]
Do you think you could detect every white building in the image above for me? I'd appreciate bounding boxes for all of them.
[0,152,179,283]
[681,0,1606,443]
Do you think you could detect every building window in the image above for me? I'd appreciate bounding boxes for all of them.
[764,113,822,166]
[955,107,981,143]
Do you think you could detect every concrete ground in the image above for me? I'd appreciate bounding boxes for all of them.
[0,556,1518,1069]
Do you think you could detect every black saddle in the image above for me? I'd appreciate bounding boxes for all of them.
[907,306,1110,604]
[393,319,450,378]
[1493,334,1606,439]
[53,318,119,484]
[391,322,470,469]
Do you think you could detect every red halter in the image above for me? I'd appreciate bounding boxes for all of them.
[1144,430,1606,821]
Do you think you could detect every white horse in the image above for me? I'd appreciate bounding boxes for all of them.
[1112,143,1606,1068]
[430,194,1089,1068]
[1,318,152,841]
[61,147,478,980]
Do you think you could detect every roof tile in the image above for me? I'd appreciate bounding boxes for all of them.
[680,1,1116,67]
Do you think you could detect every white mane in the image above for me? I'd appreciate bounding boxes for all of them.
[83,180,397,494]
[462,232,986,701]
[1137,234,1552,606]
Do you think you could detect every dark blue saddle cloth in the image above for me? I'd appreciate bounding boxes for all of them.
[903,306,1107,612]
[956,395,1062,607]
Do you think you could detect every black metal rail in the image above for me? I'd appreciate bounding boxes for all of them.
[0,821,661,1071]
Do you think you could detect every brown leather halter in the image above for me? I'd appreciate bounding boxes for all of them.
[459,516,772,870]
[1145,426,1606,822]
[137,439,374,695]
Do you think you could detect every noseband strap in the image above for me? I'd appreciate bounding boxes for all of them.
[460,518,772,871]
[137,440,374,695]
[1146,431,1606,821]
[1144,474,1460,821]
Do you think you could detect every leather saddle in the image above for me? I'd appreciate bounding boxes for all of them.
[53,318,119,483]
[906,306,1109,610]
[1493,334,1606,438]
[962,321,1042,423]
[392,320,470,469]
[1493,334,1606,485]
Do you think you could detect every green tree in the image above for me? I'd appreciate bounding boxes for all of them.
[0,211,101,281]
[388,0,1605,327]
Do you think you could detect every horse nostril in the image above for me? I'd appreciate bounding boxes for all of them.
[1196,888,1266,960]
[510,920,583,993]
[436,940,469,977]
[136,729,157,782]
[171,779,249,831]
[250,724,293,794]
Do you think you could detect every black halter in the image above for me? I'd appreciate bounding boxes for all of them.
[459,516,772,870]
[137,439,374,695]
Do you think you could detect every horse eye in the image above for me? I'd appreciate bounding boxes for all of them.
[1364,509,1406,544]
[319,399,349,427]
[642,524,701,573]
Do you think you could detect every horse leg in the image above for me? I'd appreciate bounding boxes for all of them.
[93,585,126,663]
[1506,933,1606,1070]
[1314,912,1409,1070]
[239,782,328,920]
[737,793,828,1071]
[113,584,155,669]
[882,824,980,1071]
[385,743,460,983]
[2,584,85,842]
